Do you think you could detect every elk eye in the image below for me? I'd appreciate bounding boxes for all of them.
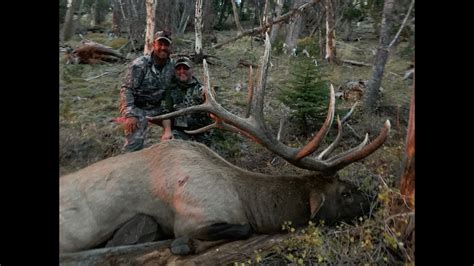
[342,192,351,198]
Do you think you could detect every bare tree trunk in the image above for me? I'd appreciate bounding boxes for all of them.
[195,0,204,61]
[111,0,122,35]
[231,0,244,33]
[62,0,80,41]
[363,0,396,113]
[269,0,284,44]
[325,0,337,63]
[144,0,157,55]
[261,0,271,33]
[284,0,305,53]
[400,80,414,208]
[90,0,98,27]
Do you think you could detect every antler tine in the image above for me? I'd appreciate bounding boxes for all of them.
[325,120,391,171]
[341,101,358,124]
[317,101,357,160]
[317,115,342,160]
[293,84,336,160]
[184,122,218,134]
[147,104,210,122]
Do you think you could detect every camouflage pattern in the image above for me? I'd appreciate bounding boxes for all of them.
[119,53,175,152]
[165,76,213,145]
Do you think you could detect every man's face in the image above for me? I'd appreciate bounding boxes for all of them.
[175,65,192,83]
[153,39,171,59]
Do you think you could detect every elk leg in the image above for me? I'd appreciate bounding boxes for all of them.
[104,214,166,248]
[170,223,252,255]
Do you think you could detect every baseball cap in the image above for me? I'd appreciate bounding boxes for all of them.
[154,30,172,44]
[175,57,193,69]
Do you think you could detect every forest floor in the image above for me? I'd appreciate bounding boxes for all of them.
[59,25,414,264]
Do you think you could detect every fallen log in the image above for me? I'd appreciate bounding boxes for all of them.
[341,59,372,67]
[60,234,290,265]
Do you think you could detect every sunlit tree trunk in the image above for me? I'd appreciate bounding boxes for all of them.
[195,0,204,61]
[325,0,337,63]
[363,0,396,112]
[144,0,157,55]
[62,0,80,41]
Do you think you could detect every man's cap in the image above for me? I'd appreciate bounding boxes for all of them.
[154,30,172,44]
[175,57,193,69]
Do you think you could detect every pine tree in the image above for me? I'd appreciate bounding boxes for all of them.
[277,57,328,132]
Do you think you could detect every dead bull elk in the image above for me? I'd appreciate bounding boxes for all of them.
[60,33,390,255]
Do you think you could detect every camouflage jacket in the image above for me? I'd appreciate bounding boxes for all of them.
[119,53,175,117]
[165,76,212,130]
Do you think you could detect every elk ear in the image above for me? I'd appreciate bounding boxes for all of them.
[309,191,325,219]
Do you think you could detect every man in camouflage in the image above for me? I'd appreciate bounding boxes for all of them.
[161,57,213,145]
[119,30,175,152]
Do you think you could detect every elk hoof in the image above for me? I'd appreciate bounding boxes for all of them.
[171,236,195,255]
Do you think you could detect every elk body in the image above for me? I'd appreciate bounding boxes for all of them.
[60,140,371,253]
[60,34,390,255]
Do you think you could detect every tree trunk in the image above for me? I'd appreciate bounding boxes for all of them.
[325,0,337,63]
[90,0,98,27]
[400,80,414,208]
[144,0,157,55]
[284,0,305,53]
[62,0,80,41]
[111,0,122,36]
[269,0,284,44]
[363,0,396,113]
[319,27,325,60]
[195,0,204,61]
[231,0,244,33]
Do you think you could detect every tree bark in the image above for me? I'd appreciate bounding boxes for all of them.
[400,80,414,208]
[363,0,396,113]
[195,0,204,61]
[284,0,305,53]
[60,234,290,265]
[144,0,157,55]
[231,0,244,33]
[62,0,80,41]
[325,0,337,63]
[269,0,284,44]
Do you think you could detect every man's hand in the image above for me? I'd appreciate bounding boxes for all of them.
[160,130,173,141]
[160,119,173,141]
[124,117,139,134]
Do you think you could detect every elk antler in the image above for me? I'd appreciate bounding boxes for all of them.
[148,33,390,173]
